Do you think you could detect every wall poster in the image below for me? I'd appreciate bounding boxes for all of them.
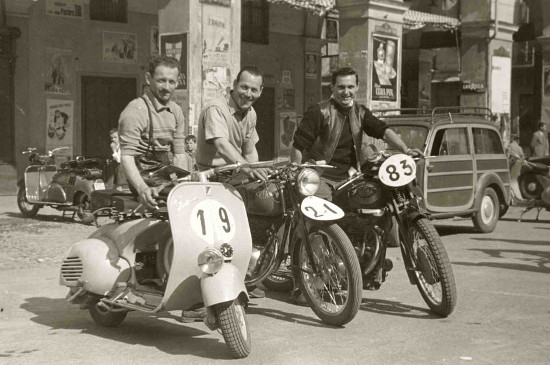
[372,34,398,102]
[491,56,511,114]
[150,26,159,55]
[203,5,231,68]
[305,53,318,79]
[160,33,188,90]
[103,31,137,64]
[45,0,83,18]
[541,65,550,124]
[44,48,72,95]
[279,112,297,151]
[46,99,74,160]
[202,67,231,103]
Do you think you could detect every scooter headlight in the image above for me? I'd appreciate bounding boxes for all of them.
[297,168,320,196]
[197,248,224,274]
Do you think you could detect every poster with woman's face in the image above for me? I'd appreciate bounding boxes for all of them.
[372,34,398,102]
[46,99,74,160]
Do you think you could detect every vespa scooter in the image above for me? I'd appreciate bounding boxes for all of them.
[17,146,107,224]
[508,153,550,221]
[59,163,257,358]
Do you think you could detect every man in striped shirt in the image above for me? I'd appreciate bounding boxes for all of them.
[119,55,186,208]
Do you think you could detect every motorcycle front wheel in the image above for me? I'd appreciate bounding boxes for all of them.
[406,218,457,317]
[17,185,40,218]
[293,223,362,326]
[214,298,251,359]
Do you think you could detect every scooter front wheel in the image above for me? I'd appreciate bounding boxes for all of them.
[214,298,251,359]
[89,301,128,327]
[17,185,40,218]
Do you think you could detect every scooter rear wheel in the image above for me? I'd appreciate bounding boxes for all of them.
[17,185,40,218]
[214,298,251,359]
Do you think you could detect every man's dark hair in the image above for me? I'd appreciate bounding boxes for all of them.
[235,65,264,86]
[539,122,545,129]
[109,128,118,135]
[331,67,359,86]
[185,134,196,143]
[148,55,180,75]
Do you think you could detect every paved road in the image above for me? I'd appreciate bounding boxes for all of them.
[0,198,549,364]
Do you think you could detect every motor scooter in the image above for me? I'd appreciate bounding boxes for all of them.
[59,163,256,358]
[17,146,107,224]
[508,153,550,222]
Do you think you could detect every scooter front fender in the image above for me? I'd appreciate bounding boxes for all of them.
[200,264,248,307]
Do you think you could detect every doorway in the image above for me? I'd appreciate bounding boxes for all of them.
[253,87,275,160]
[0,56,14,164]
[431,81,461,107]
[81,76,137,158]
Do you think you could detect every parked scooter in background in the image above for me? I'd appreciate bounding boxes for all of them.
[508,153,550,222]
[60,163,254,358]
[17,147,107,224]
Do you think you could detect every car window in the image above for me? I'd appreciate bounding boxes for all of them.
[388,126,428,150]
[430,127,469,156]
[472,128,504,154]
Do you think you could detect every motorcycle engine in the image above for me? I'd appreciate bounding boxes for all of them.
[248,214,283,247]
[333,179,385,209]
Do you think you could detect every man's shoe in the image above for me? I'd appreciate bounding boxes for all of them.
[248,287,265,299]
[180,307,207,323]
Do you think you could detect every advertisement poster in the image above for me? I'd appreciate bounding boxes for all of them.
[281,88,295,110]
[103,31,137,64]
[542,66,550,124]
[150,26,159,55]
[44,48,72,95]
[279,112,297,151]
[491,56,511,114]
[202,67,231,103]
[46,99,74,159]
[372,34,398,102]
[305,53,318,79]
[160,33,188,90]
[203,5,231,68]
[45,0,83,18]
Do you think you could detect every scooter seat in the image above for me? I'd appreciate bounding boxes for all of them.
[90,189,138,213]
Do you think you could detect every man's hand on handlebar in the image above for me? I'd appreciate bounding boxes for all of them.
[138,185,160,209]
[241,166,271,181]
[407,148,425,158]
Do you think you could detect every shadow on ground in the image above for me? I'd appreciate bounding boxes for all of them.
[20,297,234,360]
[360,298,438,319]
[434,224,478,236]
[3,212,90,226]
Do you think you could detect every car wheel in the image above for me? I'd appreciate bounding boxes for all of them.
[472,187,499,233]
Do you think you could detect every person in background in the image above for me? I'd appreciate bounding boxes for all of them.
[506,135,524,164]
[108,128,127,189]
[530,122,548,157]
[180,134,197,172]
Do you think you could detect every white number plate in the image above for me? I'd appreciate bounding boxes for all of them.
[301,196,344,221]
[378,154,416,187]
[191,199,236,244]
[93,182,105,190]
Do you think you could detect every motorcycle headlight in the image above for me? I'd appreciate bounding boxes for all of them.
[297,168,320,196]
[197,248,224,274]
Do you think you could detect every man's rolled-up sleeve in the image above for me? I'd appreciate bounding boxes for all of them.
[119,103,147,156]
[292,105,323,152]
[203,107,230,143]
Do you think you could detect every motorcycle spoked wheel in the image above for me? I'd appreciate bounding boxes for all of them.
[89,300,128,327]
[293,223,362,326]
[76,193,94,224]
[214,298,251,359]
[406,218,457,317]
[17,185,40,218]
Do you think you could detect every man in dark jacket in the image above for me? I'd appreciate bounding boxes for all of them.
[291,66,421,199]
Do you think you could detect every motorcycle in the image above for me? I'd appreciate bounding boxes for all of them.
[60,163,254,358]
[331,150,457,317]
[508,153,550,222]
[17,146,107,224]
[240,161,363,326]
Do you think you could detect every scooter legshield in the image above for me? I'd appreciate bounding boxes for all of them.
[163,182,252,311]
[201,265,248,307]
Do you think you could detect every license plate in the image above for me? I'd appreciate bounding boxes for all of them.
[94,182,105,190]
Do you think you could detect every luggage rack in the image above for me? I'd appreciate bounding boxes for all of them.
[372,106,493,124]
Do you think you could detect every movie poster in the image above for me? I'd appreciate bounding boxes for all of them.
[371,34,398,102]
[203,5,231,68]
[103,31,137,64]
[160,33,188,90]
[46,99,74,160]
[279,112,297,151]
[44,48,72,95]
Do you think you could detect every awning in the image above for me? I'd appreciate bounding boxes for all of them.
[267,0,335,16]
[404,10,460,31]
